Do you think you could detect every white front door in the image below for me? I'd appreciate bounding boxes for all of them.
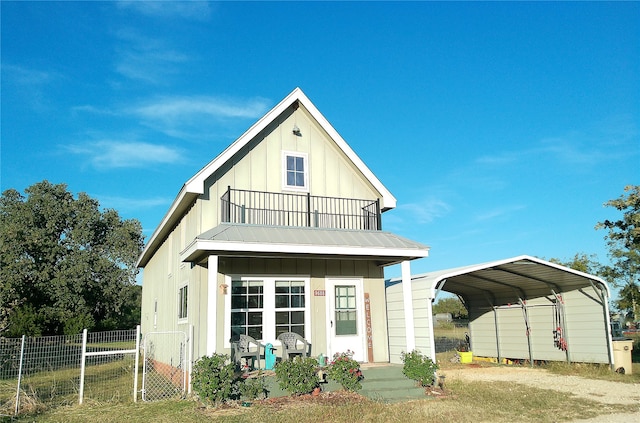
[326,278,367,363]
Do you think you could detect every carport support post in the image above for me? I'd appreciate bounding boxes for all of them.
[401,260,416,352]
[519,299,534,367]
[493,306,502,363]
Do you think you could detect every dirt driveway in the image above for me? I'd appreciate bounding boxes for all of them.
[442,366,640,422]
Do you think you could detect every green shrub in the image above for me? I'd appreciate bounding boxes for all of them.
[274,356,319,395]
[239,373,269,400]
[401,350,439,387]
[327,350,363,392]
[191,353,239,404]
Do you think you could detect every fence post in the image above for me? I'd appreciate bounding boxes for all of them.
[79,329,88,405]
[134,325,141,402]
[188,324,193,395]
[14,335,25,415]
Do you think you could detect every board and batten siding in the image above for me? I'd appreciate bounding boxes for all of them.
[386,281,434,364]
[199,104,382,233]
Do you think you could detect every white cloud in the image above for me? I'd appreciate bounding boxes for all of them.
[117,1,212,21]
[113,29,189,84]
[473,205,526,222]
[1,64,58,110]
[129,95,270,140]
[96,195,172,212]
[475,117,639,169]
[1,64,52,85]
[133,96,270,121]
[66,140,185,169]
[396,197,452,225]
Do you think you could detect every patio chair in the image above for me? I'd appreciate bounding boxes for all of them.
[230,335,263,370]
[277,332,311,360]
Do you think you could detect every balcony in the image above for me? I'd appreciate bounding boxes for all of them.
[221,187,381,231]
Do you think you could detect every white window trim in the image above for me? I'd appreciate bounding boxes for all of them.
[281,151,309,192]
[223,275,311,349]
[178,282,189,322]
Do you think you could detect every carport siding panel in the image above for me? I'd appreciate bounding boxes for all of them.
[385,282,434,363]
[386,285,407,364]
[563,288,610,363]
[496,308,530,360]
[468,309,499,358]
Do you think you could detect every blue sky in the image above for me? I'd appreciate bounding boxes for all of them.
[2,2,638,288]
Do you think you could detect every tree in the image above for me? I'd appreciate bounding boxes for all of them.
[432,297,468,319]
[596,185,639,321]
[549,253,603,275]
[0,181,145,336]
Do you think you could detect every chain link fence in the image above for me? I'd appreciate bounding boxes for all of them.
[141,331,189,401]
[1,327,140,416]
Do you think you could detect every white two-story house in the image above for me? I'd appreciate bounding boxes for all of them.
[137,88,429,365]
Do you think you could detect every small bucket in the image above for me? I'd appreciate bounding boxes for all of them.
[458,351,473,364]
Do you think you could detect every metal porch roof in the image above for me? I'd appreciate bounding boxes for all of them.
[387,255,610,304]
[180,223,430,266]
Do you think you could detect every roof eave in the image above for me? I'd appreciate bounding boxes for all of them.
[180,239,428,265]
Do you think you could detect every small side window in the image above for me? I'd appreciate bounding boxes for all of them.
[178,285,188,320]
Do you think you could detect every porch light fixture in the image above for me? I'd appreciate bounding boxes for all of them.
[292,124,302,137]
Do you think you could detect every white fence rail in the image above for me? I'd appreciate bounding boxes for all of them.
[1,326,140,416]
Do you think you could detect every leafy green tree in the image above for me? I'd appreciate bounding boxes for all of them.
[596,185,639,321]
[549,253,603,275]
[432,297,468,319]
[0,181,144,336]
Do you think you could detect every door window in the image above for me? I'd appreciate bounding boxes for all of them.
[335,285,357,335]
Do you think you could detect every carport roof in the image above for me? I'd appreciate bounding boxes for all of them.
[387,255,610,303]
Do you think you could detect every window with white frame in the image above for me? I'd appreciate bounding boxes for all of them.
[282,152,308,191]
[275,280,306,337]
[226,277,310,345]
[230,279,264,340]
[178,284,188,320]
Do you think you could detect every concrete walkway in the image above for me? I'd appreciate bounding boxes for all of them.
[261,363,427,403]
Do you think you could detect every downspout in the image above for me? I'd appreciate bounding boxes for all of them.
[426,297,437,364]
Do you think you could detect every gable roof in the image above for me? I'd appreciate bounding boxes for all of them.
[386,255,610,302]
[137,88,397,267]
[180,223,429,266]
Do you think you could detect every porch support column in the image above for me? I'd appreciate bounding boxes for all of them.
[207,255,219,356]
[401,260,416,352]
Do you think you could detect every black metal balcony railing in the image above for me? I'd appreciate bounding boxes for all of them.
[221,187,381,231]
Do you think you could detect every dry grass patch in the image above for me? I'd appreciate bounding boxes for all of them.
[13,377,627,423]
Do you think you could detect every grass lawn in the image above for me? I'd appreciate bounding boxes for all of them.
[8,376,631,423]
[6,332,638,422]
[9,352,638,423]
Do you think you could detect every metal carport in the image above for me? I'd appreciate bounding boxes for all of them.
[386,255,614,367]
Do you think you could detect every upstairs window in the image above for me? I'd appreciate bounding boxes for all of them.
[282,152,308,191]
